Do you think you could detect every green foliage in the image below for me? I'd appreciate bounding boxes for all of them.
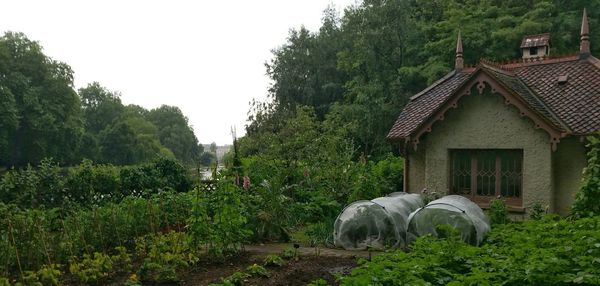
[306,221,334,246]
[1,157,192,208]
[218,271,250,286]
[0,191,191,278]
[146,105,202,165]
[280,248,296,260]
[489,198,509,225]
[0,39,201,168]
[137,232,198,284]
[188,180,252,256]
[245,0,600,161]
[36,264,61,286]
[263,255,285,267]
[307,278,329,286]
[0,32,83,167]
[341,216,600,285]
[245,264,270,278]
[69,252,114,284]
[572,134,600,218]
[10,264,61,286]
[530,202,546,220]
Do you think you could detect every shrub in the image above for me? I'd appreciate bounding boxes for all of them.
[69,252,114,284]
[529,202,546,220]
[306,221,334,246]
[220,271,249,286]
[572,134,600,218]
[489,198,508,225]
[246,264,269,278]
[340,216,600,285]
[188,180,252,255]
[137,232,199,284]
[263,254,285,267]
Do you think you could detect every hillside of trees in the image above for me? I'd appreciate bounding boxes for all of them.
[2,0,600,285]
[0,32,203,168]
[240,0,599,160]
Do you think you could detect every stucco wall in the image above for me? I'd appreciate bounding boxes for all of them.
[408,86,554,213]
[553,136,587,215]
[408,146,426,194]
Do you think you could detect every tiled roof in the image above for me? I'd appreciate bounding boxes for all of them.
[520,33,550,48]
[387,55,600,141]
[481,65,567,131]
[513,57,600,134]
[387,70,473,140]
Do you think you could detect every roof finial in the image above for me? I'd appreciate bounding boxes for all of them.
[580,8,590,57]
[455,30,464,71]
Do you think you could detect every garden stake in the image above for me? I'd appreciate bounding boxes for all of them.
[129,203,139,239]
[76,213,91,256]
[111,204,122,246]
[8,219,24,283]
[148,201,156,234]
[93,207,106,252]
[36,216,52,265]
[60,216,75,259]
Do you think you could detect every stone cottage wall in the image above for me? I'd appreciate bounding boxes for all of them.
[553,136,587,215]
[407,87,554,214]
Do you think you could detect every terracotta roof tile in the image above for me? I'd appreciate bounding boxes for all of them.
[481,65,567,131]
[520,33,550,48]
[388,55,600,141]
[514,57,600,134]
[387,70,473,140]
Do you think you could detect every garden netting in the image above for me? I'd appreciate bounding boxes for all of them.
[407,195,490,245]
[333,192,423,250]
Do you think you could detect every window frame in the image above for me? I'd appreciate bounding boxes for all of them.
[449,149,523,206]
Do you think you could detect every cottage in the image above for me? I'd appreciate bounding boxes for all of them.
[387,10,600,215]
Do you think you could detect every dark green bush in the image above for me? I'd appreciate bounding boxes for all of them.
[572,134,600,218]
[0,191,191,278]
[0,157,192,209]
[340,216,600,285]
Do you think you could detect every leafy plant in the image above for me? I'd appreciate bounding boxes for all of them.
[246,264,270,278]
[111,246,132,272]
[188,180,252,256]
[137,232,198,284]
[306,221,334,246]
[69,252,113,284]
[220,271,250,286]
[281,248,295,260]
[340,216,600,285]
[36,264,61,286]
[124,274,141,286]
[489,198,508,225]
[263,254,285,267]
[572,134,600,218]
[529,202,546,220]
[307,278,329,286]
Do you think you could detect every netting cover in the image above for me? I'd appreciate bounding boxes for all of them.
[333,193,423,250]
[407,195,490,245]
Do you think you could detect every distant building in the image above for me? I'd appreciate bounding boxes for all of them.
[387,10,600,216]
[202,144,231,164]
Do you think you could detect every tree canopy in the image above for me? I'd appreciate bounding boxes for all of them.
[243,0,600,160]
[0,33,203,167]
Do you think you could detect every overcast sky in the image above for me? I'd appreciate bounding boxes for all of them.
[0,0,357,145]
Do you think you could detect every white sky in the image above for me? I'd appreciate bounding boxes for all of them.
[0,0,357,145]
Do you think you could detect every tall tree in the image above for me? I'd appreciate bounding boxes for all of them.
[0,32,83,166]
[146,105,201,164]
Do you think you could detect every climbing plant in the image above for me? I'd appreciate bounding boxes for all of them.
[572,133,600,218]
